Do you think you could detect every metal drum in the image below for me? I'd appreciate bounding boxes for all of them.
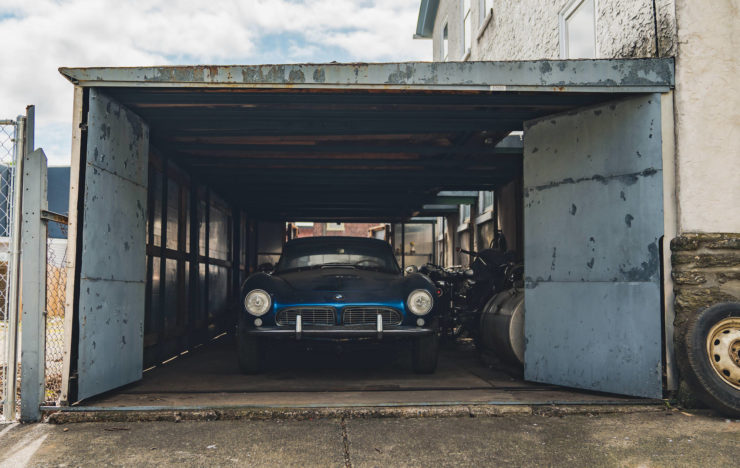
[479,288,525,366]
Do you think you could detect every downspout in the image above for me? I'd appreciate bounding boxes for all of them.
[652,0,661,57]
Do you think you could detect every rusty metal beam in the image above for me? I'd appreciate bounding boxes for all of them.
[59,59,674,92]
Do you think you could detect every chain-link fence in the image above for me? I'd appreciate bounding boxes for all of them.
[0,119,18,418]
[45,224,68,405]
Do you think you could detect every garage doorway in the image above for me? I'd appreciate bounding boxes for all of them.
[56,60,674,410]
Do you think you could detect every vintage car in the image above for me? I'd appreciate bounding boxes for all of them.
[236,236,439,374]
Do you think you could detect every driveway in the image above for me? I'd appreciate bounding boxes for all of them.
[0,409,738,467]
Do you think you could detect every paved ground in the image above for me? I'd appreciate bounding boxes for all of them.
[1,410,738,467]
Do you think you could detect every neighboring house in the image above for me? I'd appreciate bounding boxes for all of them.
[290,222,386,239]
[415,0,739,405]
[419,0,676,62]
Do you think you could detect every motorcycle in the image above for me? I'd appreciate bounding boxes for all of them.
[419,233,522,342]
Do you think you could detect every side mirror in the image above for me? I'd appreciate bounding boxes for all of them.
[258,262,274,273]
[405,265,418,275]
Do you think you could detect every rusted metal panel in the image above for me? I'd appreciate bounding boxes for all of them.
[77,89,149,401]
[523,94,664,398]
[58,59,674,92]
[525,282,662,398]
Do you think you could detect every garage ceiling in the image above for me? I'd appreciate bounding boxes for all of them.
[60,60,674,221]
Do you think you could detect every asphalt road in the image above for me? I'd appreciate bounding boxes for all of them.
[0,410,738,467]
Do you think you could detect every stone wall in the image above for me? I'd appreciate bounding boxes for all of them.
[671,233,740,336]
[671,233,740,402]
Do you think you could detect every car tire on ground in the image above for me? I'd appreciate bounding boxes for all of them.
[413,332,439,374]
[678,302,740,417]
[237,317,262,374]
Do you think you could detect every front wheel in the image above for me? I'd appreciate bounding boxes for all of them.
[679,302,740,416]
[236,317,262,374]
[412,333,439,374]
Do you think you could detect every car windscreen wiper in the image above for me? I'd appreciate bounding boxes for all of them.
[319,263,357,269]
[274,264,325,274]
[352,265,394,273]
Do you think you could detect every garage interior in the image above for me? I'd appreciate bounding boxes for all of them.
[57,60,674,410]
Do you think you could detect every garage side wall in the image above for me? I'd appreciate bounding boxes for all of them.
[523,94,664,398]
[144,151,247,367]
[76,89,149,401]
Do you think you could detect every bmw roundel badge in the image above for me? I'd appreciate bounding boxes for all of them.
[334,294,344,301]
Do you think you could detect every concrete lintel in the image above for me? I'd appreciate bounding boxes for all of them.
[59,59,675,92]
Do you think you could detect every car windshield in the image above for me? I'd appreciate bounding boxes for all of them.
[276,239,399,273]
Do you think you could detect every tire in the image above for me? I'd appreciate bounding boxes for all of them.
[412,333,439,374]
[236,317,262,374]
[678,302,740,417]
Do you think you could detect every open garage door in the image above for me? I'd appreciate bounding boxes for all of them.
[523,94,664,398]
[75,90,150,400]
[56,60,674,406]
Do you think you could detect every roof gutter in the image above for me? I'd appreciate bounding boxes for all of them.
[415,0,439,39]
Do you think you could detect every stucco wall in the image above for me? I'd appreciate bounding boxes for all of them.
[431,0,674,61]
[673,0,740,233]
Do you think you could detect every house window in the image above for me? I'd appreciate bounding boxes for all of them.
[460,204,471,224]
[479,191,494,213]
[463,0,472,56]
[326,222,345,231]
[559,0,596,59]
[442,23,449,61]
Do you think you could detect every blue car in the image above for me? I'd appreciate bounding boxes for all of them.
[236,236,440,374]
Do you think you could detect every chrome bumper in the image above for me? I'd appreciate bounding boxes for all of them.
[247,327,434,339]
[248,312,433,340]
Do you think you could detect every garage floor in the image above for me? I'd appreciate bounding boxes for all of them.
[78,335,655,409]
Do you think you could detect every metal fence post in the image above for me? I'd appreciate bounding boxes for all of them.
[19,148,48,422]
[2,116,24,420]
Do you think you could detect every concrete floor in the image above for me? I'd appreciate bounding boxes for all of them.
[2,411,738,467]
[75,335,650,410]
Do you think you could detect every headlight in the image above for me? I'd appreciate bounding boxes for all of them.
[407,289,433,316]
[245,289,271,316]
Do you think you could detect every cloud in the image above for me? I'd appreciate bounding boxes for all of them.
[0,0,430,165]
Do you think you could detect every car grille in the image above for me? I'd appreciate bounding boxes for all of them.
[342,307,403,326]
[276,307,336,326]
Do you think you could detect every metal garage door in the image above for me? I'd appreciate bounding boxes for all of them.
[76,90,150,400]
[523,94,664,398]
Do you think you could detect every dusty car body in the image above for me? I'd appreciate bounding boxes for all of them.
[236,236,440,373]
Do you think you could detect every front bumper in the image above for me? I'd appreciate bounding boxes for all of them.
[247,325,434,339]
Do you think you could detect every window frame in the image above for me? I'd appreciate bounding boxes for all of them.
[478,191,494,214]
[479,0,491,28]
[559,0,597,59]
[441,20,449,61]
[459,204,471,224]
[462,0,472,58]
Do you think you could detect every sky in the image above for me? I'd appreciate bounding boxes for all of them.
[0,0,430,166]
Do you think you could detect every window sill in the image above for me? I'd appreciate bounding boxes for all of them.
[477,9,493,41]
[457,222,470,233]
[475,210,494,224]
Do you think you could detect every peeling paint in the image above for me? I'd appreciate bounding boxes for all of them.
[620,242,660,282]
[526,167,660,194]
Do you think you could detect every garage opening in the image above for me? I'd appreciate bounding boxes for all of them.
[56,60,674,410]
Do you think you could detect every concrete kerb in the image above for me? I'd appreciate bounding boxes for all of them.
[42,403,667,424]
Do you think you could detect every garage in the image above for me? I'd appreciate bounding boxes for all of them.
[52,59,674,413]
